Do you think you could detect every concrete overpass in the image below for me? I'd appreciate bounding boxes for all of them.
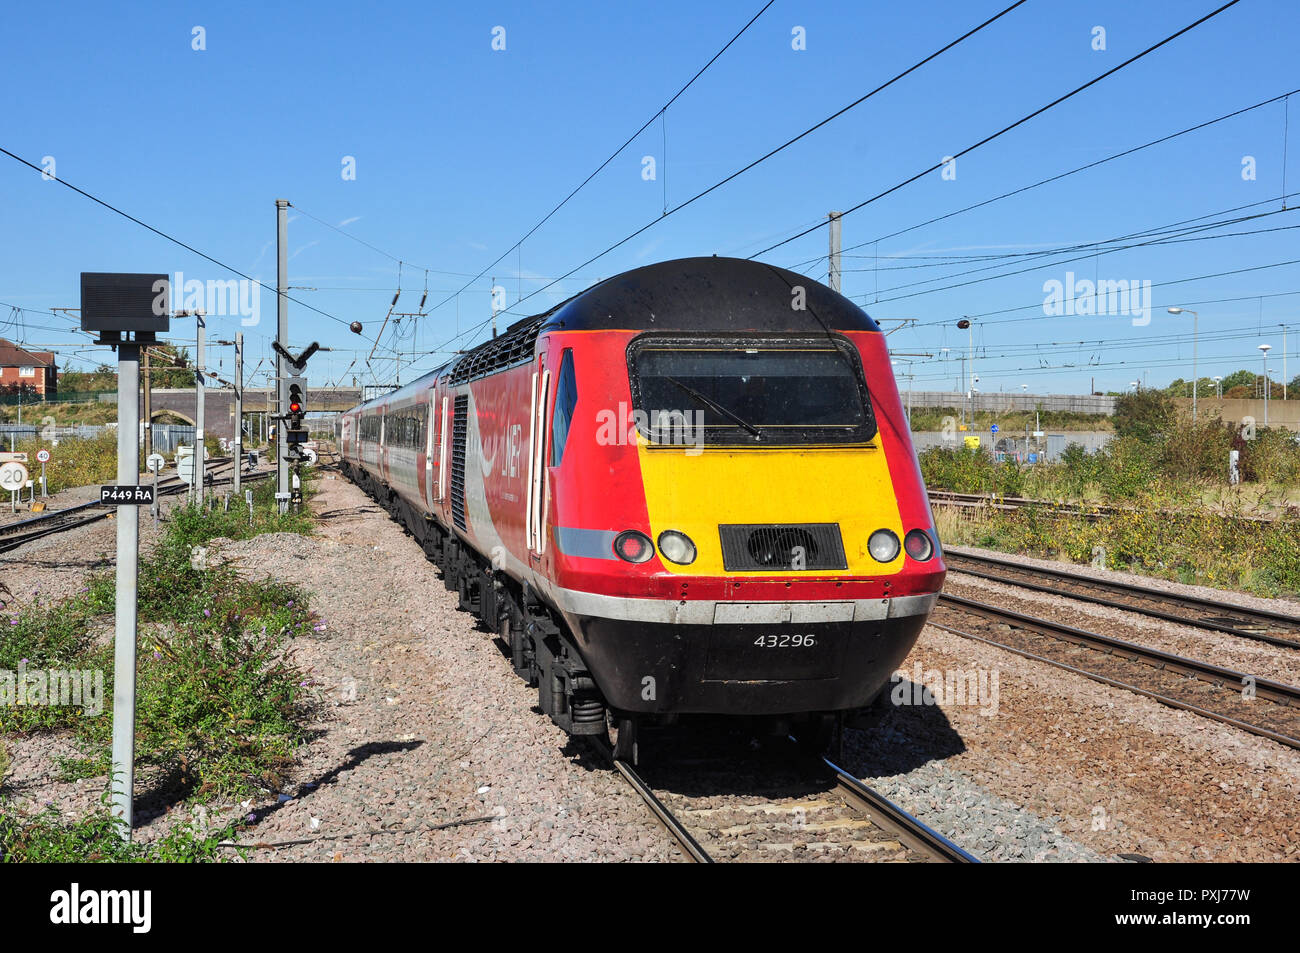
[140,387,361,440]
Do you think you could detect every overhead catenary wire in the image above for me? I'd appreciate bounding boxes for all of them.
[423,0,1241,383]
[887,255,1300,330]
[477,0,1030,330]
[0,145,410,363]
[848,194,1300,286]
[397,0,1034,380]
[858,208,1300,305]
[749,0,1246,260]
[784,85,1300,273]
[423,0,782,324]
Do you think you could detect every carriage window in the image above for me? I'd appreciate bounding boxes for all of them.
[551,350,577,466]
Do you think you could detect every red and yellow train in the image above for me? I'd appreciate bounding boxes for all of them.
[338,257,944,758]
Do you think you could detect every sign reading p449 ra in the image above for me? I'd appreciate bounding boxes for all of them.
[100,485,155,505]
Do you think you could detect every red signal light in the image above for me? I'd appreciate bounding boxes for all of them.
[289,401,302,414]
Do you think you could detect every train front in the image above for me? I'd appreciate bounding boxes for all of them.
[540,258,944,729]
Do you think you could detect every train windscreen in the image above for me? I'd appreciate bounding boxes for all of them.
[629,340,876,445]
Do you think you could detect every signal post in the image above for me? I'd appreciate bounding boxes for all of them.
[79,272,171,841]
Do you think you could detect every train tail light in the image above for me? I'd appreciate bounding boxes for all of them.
[904,529,935,561]
[614,530,654,564]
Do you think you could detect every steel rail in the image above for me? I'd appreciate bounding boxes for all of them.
[591,738,713,863]
[822,756,980,863]
[0,466,272,554]
[935,593,1300,750]
[945,550,1300,649]
[928,489,1288,524]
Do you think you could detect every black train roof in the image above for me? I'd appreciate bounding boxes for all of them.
[442,257,879,386]
[541,256,879,334]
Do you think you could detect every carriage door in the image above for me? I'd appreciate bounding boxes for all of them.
[525,362,550,556]
[437,396,449,504]
[424,392,437,512]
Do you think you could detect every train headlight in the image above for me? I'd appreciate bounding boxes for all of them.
[614,530,655,564]
[904,529,935,561]
[657,530,697,565]
[867,529,900,563]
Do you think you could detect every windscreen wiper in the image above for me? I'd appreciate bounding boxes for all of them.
[663,375,764,439]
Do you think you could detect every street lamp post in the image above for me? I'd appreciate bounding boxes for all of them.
[957,318,973,428]
[1213,375,1222,398]
[1168,307,1199,422]
[1259,344,1272,427]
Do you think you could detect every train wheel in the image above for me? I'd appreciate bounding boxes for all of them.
[608,713,639,765]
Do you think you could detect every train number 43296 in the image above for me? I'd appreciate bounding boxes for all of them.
[753,634,817,648]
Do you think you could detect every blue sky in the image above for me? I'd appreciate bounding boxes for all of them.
[2,0,1297,397]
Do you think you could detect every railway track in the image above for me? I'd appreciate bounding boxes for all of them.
[0,460,272,554]
[929,490,1111,521]
[945,549,1300,649]
[598,735,978,864]
[933,593,1300,750]
[928,489,1289,524]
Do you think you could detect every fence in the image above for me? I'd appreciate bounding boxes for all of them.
[307,413,338,437]
[1,423,109,441]
[0,422,199,455]
[0,390,117,406]
[911,430,1113,462]
[150,424,196,454]
[899,391,1118,415]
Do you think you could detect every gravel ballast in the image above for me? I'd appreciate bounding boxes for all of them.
[5,471,1296,862]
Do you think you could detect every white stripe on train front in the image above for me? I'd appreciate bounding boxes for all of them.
[544,590,938,625]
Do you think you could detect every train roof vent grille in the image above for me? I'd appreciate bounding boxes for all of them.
[718,523,847,572]
[448,317,545,385]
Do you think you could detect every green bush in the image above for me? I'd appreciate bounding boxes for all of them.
[1113,389,1176,443]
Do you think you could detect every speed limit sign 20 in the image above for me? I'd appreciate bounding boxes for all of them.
[0,461,29,493]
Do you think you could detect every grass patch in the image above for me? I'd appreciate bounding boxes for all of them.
[924,420,1300,596]
[5,431,132,493]
[0,803,243,862]
[936,499,1300,597]
[0,476,323,858]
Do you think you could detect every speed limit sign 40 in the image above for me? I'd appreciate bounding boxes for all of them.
[36,449,51,464]
[0,461,29,493]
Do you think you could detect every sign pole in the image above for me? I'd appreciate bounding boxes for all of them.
[111,336,141,840]
[234,331,243,496]
[276,198,290,514]
[195,312,206,504]
[79,271,171,845]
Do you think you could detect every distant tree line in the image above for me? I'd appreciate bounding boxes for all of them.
[1159,367,1299,400]
[59,345,194,393]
